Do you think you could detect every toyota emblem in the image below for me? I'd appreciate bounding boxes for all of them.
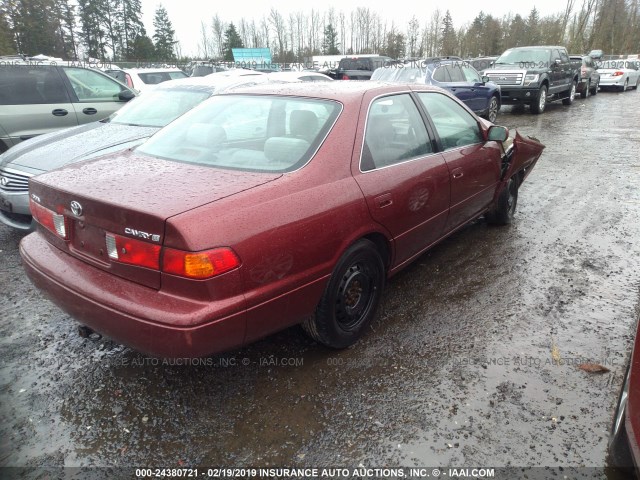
[70,200,83,216]
[0,176,8,187]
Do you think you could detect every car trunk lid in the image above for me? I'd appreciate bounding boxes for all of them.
[29,150,281,288]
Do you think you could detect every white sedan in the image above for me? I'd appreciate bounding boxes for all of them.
[598,60,640,91]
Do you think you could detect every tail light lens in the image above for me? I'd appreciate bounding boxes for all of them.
[581,66,587,77]
[30,199,68,240]
[106,233,161,269]
[342,74,350,80]
[163,247,240,279]
[125,73,134,88]
[613,71,624,77]
[105,233,240,279]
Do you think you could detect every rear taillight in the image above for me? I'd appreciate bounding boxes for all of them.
[342,74,350,80]
[163,247,240,279]
[125,73,134,88]
[613,71,624,77]
[581,66,587,77]
[30,199,68,239]
[106,233,161,269]
[105,233,240,278]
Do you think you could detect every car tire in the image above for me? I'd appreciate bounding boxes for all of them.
[483,96,499,123]
[591,78,599,95]
[619,79,628,92]
[302,239,385,349]
[562,81,577,105]
[486,175,519,226]
[530,85,547,114]
[608,364,634,471]
[634,77,640,90]
[581,80,590,99]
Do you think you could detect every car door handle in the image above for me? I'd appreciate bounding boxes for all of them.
[82,108,98,115]
[375,193,393,209]
[52,109,68,116]
[452,168,464,179]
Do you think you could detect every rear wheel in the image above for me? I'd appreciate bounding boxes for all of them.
[486,175,519,225]
[562,81,577,105]
[580,80,590,99]
[591,78,599,95]
[530,85,547,114]
[302,239,385,348]
[619,79,628,92]
[634,77,640,90]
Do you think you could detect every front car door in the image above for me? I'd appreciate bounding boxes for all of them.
[352,92,451,268]
[0,65,78,147]
[60,67,134,124]
[415,91,502,233]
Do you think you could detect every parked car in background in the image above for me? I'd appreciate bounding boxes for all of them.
[118,68,188,92]
[598,60,640,91]
[330,56,395,80]
[19,82,544,358]
[371,57,501,122]
[268,71,333,82]
[609,317,640,476]
[0,72,268,231]
[570,55,600,98]
[483,46,581,114]
[589,49,604,60]
[0,62,136,153]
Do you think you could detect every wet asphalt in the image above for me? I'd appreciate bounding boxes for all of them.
[1,87,639,478]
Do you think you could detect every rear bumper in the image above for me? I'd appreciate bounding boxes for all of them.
[20,232,247,358]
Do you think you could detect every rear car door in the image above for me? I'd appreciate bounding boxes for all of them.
[416,91,502,233]
[352,92,451,267]
[60,67,133,124]
[0,65,78,146]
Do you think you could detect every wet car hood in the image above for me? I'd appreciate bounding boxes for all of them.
[1,122,158,172]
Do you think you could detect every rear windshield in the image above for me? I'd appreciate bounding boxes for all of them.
[137,95,342,172]
[109,88,211,127]
[137,71,188,84]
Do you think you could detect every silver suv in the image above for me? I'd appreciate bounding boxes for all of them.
[0,61,136,153]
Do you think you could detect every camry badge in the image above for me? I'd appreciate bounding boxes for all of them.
[70,200,83,216]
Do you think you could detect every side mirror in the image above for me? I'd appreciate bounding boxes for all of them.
[482,75,490,83]
[118,90,136,102]
[554,58,562,65]
[487,125,509,142]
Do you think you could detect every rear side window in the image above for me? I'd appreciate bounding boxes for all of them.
[417,92,482,150]
[62,67,126,102]
[0,66,70,105]
[361,94,432,171]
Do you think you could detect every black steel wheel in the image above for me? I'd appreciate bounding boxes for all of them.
[303,239,385,348]
[486,175,519,226]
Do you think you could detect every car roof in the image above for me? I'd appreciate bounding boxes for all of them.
[220,81,446,102]
[149,74,269,93]
[124,68,185,73]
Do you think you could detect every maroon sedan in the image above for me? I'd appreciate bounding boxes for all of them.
[20,82,545,358]
[609,318,640,475]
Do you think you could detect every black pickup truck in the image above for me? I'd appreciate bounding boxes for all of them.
[329,56,395,80]
[483,46,581,114]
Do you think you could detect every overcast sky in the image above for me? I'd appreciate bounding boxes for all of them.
[139,0,567,56]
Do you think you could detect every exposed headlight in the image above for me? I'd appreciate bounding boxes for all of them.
[524,74,539,86]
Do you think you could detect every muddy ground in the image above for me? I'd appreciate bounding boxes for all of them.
[1,88,639,478]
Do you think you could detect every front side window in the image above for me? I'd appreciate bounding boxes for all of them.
[361,94,432,171]
[137,71,188,84]
[432,66,451,83]
[417,92,482,150]
[462,65,481,83]
[62,67,126,102]
[445,64,466,82]
[137,95,341,173]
